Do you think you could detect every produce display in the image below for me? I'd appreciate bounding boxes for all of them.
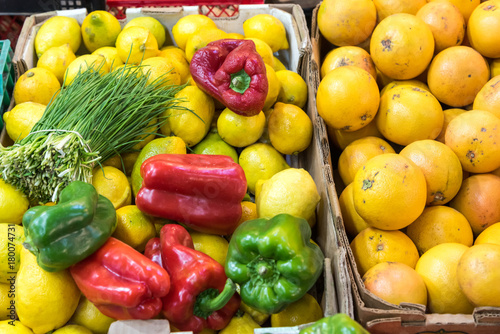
[317,0,500,321]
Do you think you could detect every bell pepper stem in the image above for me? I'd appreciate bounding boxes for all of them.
[230,69,251,94]
[194,278,236,319]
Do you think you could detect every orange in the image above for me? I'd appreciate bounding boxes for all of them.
[406,206,473,255]
[362,261,427,306]
[427,46,490,107]
[350,227,419,276]
[490,58,500,78]
[376,84,444,146]
[449,174,500,236]
[317,66,380,131]
[416,1,465,53]
[435,108,466,143]
[399,140,462,205]
[338,136,395,186]
[379,79,429,97]
[415,243,474,314]
[374,0,427,23]
[444,110,500,173]
[338,183,370,238]
[428,0,479,23]
[375,67,394,90]
[320,46,376,79]
[467,0,500,58]
[473,75,500,119]
[474,222,500,245]
[238,201,258,227]
[327,118,383,150]
[457,243,500,307]
[370,13,434,80]
[352,153,427,231]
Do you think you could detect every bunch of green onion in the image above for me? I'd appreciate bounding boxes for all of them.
[0,63,189,203]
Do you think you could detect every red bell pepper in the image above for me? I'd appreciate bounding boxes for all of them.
[151,224,240,333]
[145,237,162,267]
[69,237,170,320]
[190,39,268,116]
[136,154,247,235]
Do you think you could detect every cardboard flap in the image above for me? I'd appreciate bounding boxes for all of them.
[474,307,500,325]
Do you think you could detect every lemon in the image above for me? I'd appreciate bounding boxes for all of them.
[3,102,45,141]
[263,64,281,111]
[217,108,266,148]
[268,102,313,155]
[257,168,320,227]
[131,136,186,196]
[103,151,139,176]
[166,86,214,147]
[273,56,287,72]
[92,166,131,209]
[0,179,29,224]
[16,247,80,334]
[35,16,81,58]
[0,320,34,334]
[37,44,76,84]
[161,45,188,60]
[124,16,166,49]
[116,26,159,64]
[159,48,190,84]
[238,201,258,227]
[270,294,323,327]
[64,54,109,86]
[141,56,181,86]
[13,67,60,105]
[243,14,289,52]
[185,28,228,62]
[226,32,245,39]
[245,38,274,67]
[92,46,124,71]
[475,222,500,245]
[0,224,24,283]
[172,14,218,50]
[190,231,229,266]
[238,143,289,194]
[219,312,261,333]
[193,130,239,163]
[52,325,92,334]
[131,117,157,151]
[81,11,121,53]
[0,283,15,320]
[113,205,156,252]
[276,70,308,109]
[71,296,116,334]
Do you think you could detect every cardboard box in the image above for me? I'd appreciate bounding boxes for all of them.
[310,3,500,333]
[1,4,352,333]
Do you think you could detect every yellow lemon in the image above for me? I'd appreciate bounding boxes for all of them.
[64,54,109,86]
[92,166,131,209]
[276,70,308,109]
[0,224,24,283]
[273,56,287,72]
[190,231,229,266]
[3,102,45,141]
[159,48,190,84]
[239,302,269,325]
[339,183,370,239]
[262,64,280,112]
[490,58,500,78]
[35,16,81,58]
[37,44,76,84]
[103,151,139,176]
[172,14,218,50]
[0,179,29,224]
[92,46,124,71]
[226,32,245,39]
[81,10,121,53]
[220,312,260,333]
[131,117,157,151]
[217,108,266,148]
[185,28,228,62]
[116,26,159,64]
[71,297,116,334]
[161,45,188,60]
[114,205,156,252]
[238,201,258,227]
[245,37,274,67]
[13,67,60,105]
[270,294,323,327]
[52,325,92,334]
[141,56,181,86]
[475,222,500,246]
[0,320,34,334]
[243,14,289,52]
[124,16,166,48]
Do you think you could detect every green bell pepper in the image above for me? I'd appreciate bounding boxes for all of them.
[299,314,369,334]
[225,213,324,314]
[22,180,117,272]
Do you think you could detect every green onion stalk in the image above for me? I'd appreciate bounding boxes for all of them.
[0,63,191,204]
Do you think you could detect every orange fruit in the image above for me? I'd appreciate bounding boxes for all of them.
[338,183,370,238]
[379,79,429,97]
[467,0,500,58]
[427,46,490,107]
[352,153,427,231]
[416,1,466,53]
[428,0,479,23]
[473,75,500,119]
[399,140,462,205]
[474,222,500,245]
[327,119,383,150]
[415,243,474,314]
[338,136,395,186]
[457,243,500,307]
[406,206,473,255]
[362,261,427,306]
[490,58,500,79]
[375,67,393,90]
[317,66,380,131]
[376,84,444,146]
[317,0,376,47]
[320,46,376,79]
[370,13,434,80]
[444,110,500,173]
[374,0,427,23]
[435,108,466,143]
[350,227,419,276]
[449,173,500,236]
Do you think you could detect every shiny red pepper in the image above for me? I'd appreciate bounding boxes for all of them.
[136,154,247,235]
[69,237,170,320]
[151,224,240,333]
[190,39,268,116]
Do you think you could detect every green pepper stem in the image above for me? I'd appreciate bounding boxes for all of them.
[194,278,236,319]
[230,69,251,94]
